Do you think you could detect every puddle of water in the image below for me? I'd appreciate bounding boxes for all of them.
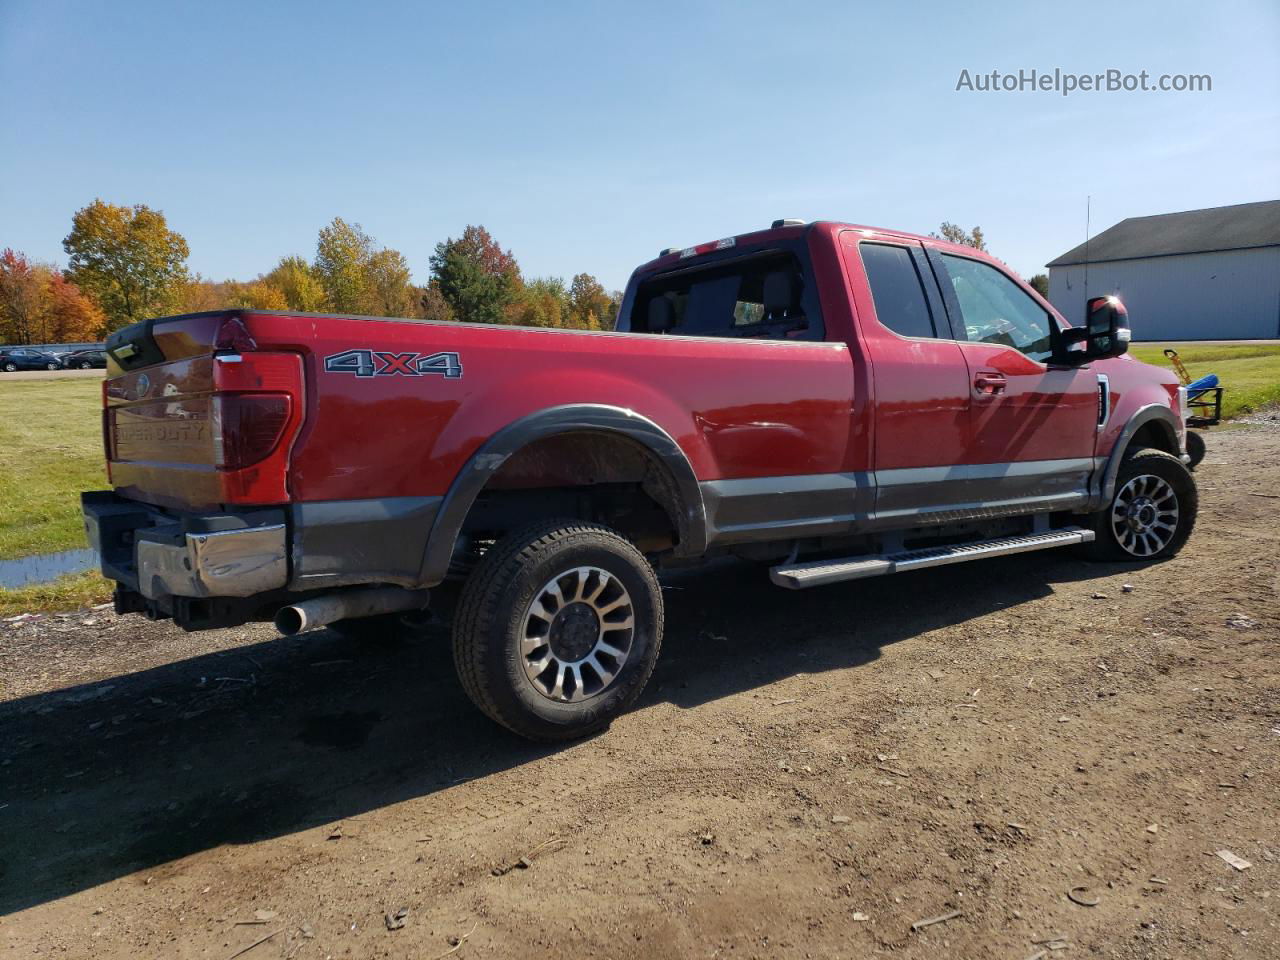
[0,548,100,589]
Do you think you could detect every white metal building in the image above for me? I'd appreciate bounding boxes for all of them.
[1047,200,1280,340]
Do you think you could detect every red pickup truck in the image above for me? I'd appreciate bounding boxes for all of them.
[83,219,1196,740]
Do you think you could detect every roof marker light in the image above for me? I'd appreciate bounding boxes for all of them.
[680,237,737,259]
[771,218,806,228]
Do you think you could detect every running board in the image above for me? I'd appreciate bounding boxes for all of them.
[769,527,1095,590]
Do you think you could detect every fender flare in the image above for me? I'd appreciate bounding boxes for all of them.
[1092,403,1182,509]
[418,404,707,585]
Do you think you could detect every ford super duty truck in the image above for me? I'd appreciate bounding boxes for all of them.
[83,219,1196,740]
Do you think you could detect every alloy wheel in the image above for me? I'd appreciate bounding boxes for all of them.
[520,565,635,703]
[1111,473,1180,557]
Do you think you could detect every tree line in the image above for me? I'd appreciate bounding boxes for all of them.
[2,206,1052,347]
[0,200,621,344]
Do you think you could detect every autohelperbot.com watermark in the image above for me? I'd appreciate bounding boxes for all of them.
[955,68,1212,96]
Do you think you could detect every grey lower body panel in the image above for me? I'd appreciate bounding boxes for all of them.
[866,458,1100,530]
[701,458,1101,546]
[289,496,442,590]
[701,472,875,545]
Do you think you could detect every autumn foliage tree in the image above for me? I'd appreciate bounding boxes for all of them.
[264,256,327,312]
[12,204,619,338]
[429,225,522,324]
[311,218,418,316]
[418,282,454,323]
[62,200,189,331]
[314,218,374,313]
[511,277,569,328]
[0,249,45,344]
[567,273,612,330]
[364,248,415,317]
[0,249,106,344]
[44,271,108,341]
[931,222,987,251]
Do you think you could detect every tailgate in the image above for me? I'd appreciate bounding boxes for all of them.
[104,312,303,510]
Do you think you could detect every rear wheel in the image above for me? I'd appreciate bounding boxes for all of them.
[2,363,15,372]
[1085,447,1197,561]
[452,519,662,741]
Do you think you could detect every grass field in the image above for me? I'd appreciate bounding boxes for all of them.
[1129,343,1280,420]
[0,377,105,560]
[0,376,111,613]
[0,345,1277,613]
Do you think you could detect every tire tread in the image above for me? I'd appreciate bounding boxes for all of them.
[1085,447,1197,561]
[452,519,662,740]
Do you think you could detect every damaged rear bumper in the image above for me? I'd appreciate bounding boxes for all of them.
[82,491,288,602]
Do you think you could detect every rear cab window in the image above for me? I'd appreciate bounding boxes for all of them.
[859,243,939,340]
[619,243,825,342]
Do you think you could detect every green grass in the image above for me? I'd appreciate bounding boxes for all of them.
[0,376,106,561]
[0,570,112,617]
[1129,343,1280,420]
[0,376,111,614]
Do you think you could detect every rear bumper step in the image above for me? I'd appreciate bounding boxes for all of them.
[770,526,1095,589]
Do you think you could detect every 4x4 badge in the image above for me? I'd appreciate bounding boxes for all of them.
[322,349,463,379]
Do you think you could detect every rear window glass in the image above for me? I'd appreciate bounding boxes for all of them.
[628,252,823,341]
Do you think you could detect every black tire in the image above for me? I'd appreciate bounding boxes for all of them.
[46,362,58,370]
[1184,430,1206,469]
[452,519,663,741]
[1085,447,1197,561]
[2,363,15,372]
[78,361,92,370]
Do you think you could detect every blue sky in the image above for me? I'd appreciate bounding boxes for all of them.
[2,0,1277,292]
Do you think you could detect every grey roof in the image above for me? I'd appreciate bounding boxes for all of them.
[1047,199,1280,267]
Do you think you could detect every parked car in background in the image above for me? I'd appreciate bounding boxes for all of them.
[60,348,108,369]
[0,348,65,371]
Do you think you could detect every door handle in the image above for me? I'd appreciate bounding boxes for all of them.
[974,373,1008,396]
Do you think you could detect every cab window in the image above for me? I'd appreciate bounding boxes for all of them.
[940,254,1054,362]
[859,243,937,339]
[631,253,822,341]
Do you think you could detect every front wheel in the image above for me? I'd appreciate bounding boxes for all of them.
[1085,447,1197,561]
[46,362,59,370]
[2,363,16,372]
[452,519,663,741]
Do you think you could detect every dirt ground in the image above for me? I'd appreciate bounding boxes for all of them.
[2,424,1277,959]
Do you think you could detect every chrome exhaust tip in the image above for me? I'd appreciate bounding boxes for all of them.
[274,587,430,637]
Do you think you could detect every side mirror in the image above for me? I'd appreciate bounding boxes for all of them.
[1082,295,1131,359]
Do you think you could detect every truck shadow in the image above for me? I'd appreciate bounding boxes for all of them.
[0,552,1137,914]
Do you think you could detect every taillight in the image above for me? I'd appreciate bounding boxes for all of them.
[212,351,305,504]
[212,394,292,469]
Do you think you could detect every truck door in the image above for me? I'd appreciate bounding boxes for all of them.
[839,232,976,525]
[926,248,1099,513]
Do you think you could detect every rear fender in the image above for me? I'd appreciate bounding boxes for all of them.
[419,404,706,585]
